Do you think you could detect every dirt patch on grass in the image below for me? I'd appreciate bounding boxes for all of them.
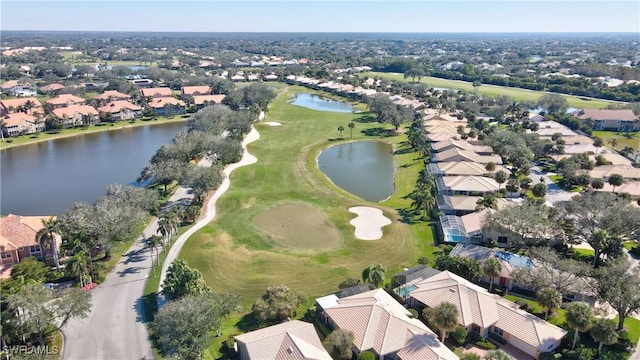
[253,203,340,250]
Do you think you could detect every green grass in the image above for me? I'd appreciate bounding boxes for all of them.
[616,316,640,345]
[0,116,188,150]
[363,72,620,109]
[178,85,436,358]
[623,241,638,251]
[504,294,567,327]
[592,131,640,153]
[46,331,63,360]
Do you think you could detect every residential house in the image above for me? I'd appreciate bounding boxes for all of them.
[181,85,211,97]
[51,105,100,127]
[140,87,173,99]
[231,74,246,82]
[0,214,62,279]
[97,101,143,121]
[431,139,494,155]
[575,109,639,131]
[39,83,66,94]
[436,176,500,196]
[408,271,567,359]
[590,164,640,181]
[193,94,226,110]
[148,97,186,116]
[596,181,640,199]
[427,161,509,177]
[439,209,491,244]
[234,320,331,360]
[448,243,599,305]
[94,90,132,102]
[436,195,494,216]
[432,148,503,164]
[427,132,459,143]
[46,94,86,109]
[130,79,154,88]
[10,85,38,97]
[1,80,22,92]
[0,97,44,115]
[1,112,45,136]
[263,74,279,81]
[316,289,459,360]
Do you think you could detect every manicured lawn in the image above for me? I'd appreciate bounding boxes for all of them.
[504,294,567,327]
[178,85,437,358]
[362,72,620,109]
[0,116,189,150]
[592,130,640,153]
[623,241,638,251]
[617,316,640,345]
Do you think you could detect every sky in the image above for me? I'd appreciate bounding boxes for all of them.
[1,1,639,33]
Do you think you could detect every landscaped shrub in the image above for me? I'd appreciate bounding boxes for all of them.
[514,298,534,313]
[473,339,498,350]
[488,332,507,345]
[451,326,468,346]
[357,351,375,360]
[408,308,419,319]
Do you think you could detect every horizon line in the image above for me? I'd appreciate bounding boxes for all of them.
[2,29,638,34]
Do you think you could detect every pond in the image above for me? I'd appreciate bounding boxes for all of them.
[291,93,357,113]
[0,121,186,216]
[317,141,395,202]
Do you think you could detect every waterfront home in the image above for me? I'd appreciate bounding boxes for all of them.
[431,138,494,155]
[46,94,86,109]
[575,109,639,132]
[439,209,491,244]
[234,320,331,360]
[0,214,62,279]
[436,176,500,196]
[428,161,510,177]
[1,112,44,136]
[94,90,132,102]
[51,104,100,127]
[193,94,226,110]
[97,101,143,121]
[148,97,186,116]
[432,148,503,164]
[0,97,45,115]
[140,87,173,99]
[316,288,459,360]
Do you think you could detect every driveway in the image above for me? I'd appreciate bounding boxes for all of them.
[529,166,579,204]
[62,189,194,359]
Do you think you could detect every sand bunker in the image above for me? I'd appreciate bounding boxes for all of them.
[349,206,392,240]
[264,122,282,126]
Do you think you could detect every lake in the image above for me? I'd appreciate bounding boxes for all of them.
[292,93,357,113]
[317,141,395,202]
[0,122,186,216]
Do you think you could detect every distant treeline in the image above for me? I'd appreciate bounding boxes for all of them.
[368,58,640,102]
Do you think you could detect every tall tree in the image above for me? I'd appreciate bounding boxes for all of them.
[566,302,593,349]
[593,137,604,154]
[348,122,355,139]
[607,173,624,193]
[482,258,502,292]
[252,285,307,324]
[536,287,562,320]
[432,302,459,341]
[595,260,640,330]
[362,263,386,288]
[161,259,211,301]
[35,216,61,271]
[494,170,507,190]
[323,329,354,360]
[590,318,618,357]
[337,125,345,139]
[537,93,568,115]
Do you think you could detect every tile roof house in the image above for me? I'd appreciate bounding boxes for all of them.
[39,83,66,93]
[439,209,492,244]
[1,112,45,136]
[432,148,503,164]
[148,97,186,116]
[590,164,640,180]
[0,214,62,279]
[94,90,132,102]
[575,109,639,132]
[316,289,458,360]
[140,87,173,98]
[234,320,331,360]
[46,94,86,109]
[596,181,640,199]
[408,271,567,359]
[51,105,100,127]
[436,176,500,195]
[428,161,510,177]
[431,139,494,155]
[181,85,211,96]
[0,97,44,115]
[97,101,143,121]
[193,94,226,110]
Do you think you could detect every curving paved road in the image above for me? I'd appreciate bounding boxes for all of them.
[62,126,260,360]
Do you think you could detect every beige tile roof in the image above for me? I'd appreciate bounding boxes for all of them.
[97,101,142,113]
[148,97,186,108]
[432,162,509,177]
[410,271,567,350]
[94,90,131,101]
[234,320,331,360]
[181,85,211,96]
[427,133,459,142]
[52,105,98,118]
[434,148,503,164]
[321,289,457,359]
[590,165,640,180]
[1,80,21,90]
[576,109,637,122]
[597,181,640,197]
[140,87,173,98]
[39,83,65,92]
[460,209,491,234]
[46,94,85,106]
[426,124,460,135]
[0,97,44,114]
[193,94,226,105]
[0,214,53,251]
[442,195,482,212]
[440,176,500,193]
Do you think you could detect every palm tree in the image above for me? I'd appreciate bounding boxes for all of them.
[348,122,355,139]
[157,217,172,247]
[476,195,498,210]
[482,257,502,292]
[35,216,60,271]
[607,137,619,149]
[362,263,386,288]
[337,125,345,139]
[607,173,624,193]
[618,146,634,157]
[432,302,459,341]
[593,137,604,154]
[66,251,89,287]
[536,287,562,320]
[410,190,435,220]
[0,118,5,142]
[566,302,594,349]
[590,318,618,357]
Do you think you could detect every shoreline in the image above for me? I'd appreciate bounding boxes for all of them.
[0,116,189,151]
